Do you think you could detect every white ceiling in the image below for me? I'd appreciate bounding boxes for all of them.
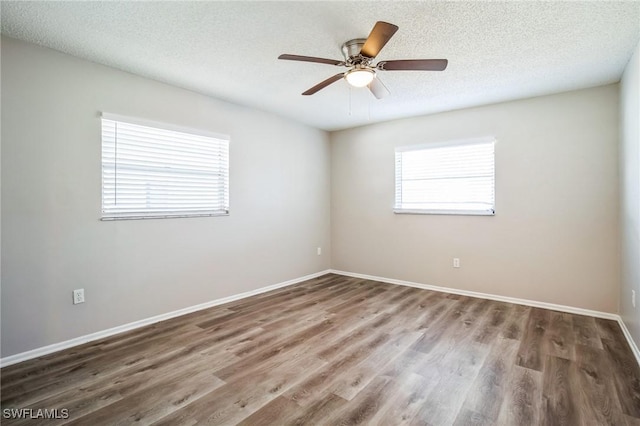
[2,1,639,131]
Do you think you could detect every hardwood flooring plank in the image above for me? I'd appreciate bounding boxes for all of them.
[242,312,345,355]
[572,314,604,349]
[379,348,431,379]
[256,278,369,317]
[411,295,456,333]
[544,311,576,361]
[542,355,580,425]
[329,331,422,401]
[234,395,299,426]
[368,372,437,425]
[90,319,197,353]
[228,307,338,360]
[230,302,393,387]
[457,336,520,422]
[496,365,543,425]
[66,369,226,425]
[324,376,393,425]
[199,325,267,356]
[253,283,387,331]
[314,315,392,362]
[283,331,395,407]
[601,337,640,418]
[152,353,328,425]
[18,341,242,424]
[216,292,321,322]
[257,306,331,333]
[410,296,483,354]
[572,343,628,425]
[219,274,345,312]
[595,317,627,342]
[284,291,432,405]
[1,325,207,407]
[452,409,492,426]
[195,283,340,330]
[236,394,348,426]
[2,305,277,408]
[472,301,513,345]
[410,340,490,425]
[228,285,406,372]
[501,304,531,340]
[326,286,389,315]
[212,318,337,382]
[0,319,202,387]
[470,298,493,317]
[516,307,550,371]
[318,292,442,402]
[283,393,349,426]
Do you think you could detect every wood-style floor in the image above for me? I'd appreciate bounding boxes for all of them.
[2,274,640,425]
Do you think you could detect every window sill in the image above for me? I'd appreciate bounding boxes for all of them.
[393,209,495,216]
[101,212,229,221]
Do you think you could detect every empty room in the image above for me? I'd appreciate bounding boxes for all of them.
[1,1,639,425]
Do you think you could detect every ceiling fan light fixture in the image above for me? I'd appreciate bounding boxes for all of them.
[344,68,374,88]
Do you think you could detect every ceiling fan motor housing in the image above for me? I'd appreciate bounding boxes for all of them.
[341,39,371,66]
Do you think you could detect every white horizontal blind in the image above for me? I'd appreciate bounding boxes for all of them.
[395,139,495,215]
[101,116,229,220]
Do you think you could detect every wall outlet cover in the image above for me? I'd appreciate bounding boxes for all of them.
[73,289,85,305]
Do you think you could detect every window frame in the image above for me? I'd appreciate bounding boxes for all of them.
[394,137,496,216]
[100,112,230,221]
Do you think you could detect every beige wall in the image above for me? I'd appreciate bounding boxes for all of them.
[0,37,331,357]
[620,41,640,346]
[0,35,627,359]
[331,85,620,313]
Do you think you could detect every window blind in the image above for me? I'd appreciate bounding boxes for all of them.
[394,138,495,215]
[101,114,229,220]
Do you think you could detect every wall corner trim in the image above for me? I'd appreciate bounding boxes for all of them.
[0,269,331,368]
[330,269,640,367]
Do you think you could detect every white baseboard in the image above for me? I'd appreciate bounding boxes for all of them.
[0,270,331,368]
[330,269,640,367]
[618,318,640,367]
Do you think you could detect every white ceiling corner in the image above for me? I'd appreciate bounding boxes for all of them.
[1,1,639,131]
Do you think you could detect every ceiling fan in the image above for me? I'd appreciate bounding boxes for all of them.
[278,21,448,99]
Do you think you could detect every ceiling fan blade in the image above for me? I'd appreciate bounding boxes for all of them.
[278,54,344,66]
[302,73,345,95]
[368,76,390,99]
[377,59,448,71]
[360,21,399,58]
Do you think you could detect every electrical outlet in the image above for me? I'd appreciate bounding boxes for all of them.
[453,258,460,268]
[73,289,85,305]
[317,247,322,256]
[633,290,636,309]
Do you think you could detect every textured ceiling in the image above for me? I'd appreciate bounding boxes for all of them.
[2,1,639,131]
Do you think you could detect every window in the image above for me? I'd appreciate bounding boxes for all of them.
[394,138,495,215]
[101,113,229,220]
